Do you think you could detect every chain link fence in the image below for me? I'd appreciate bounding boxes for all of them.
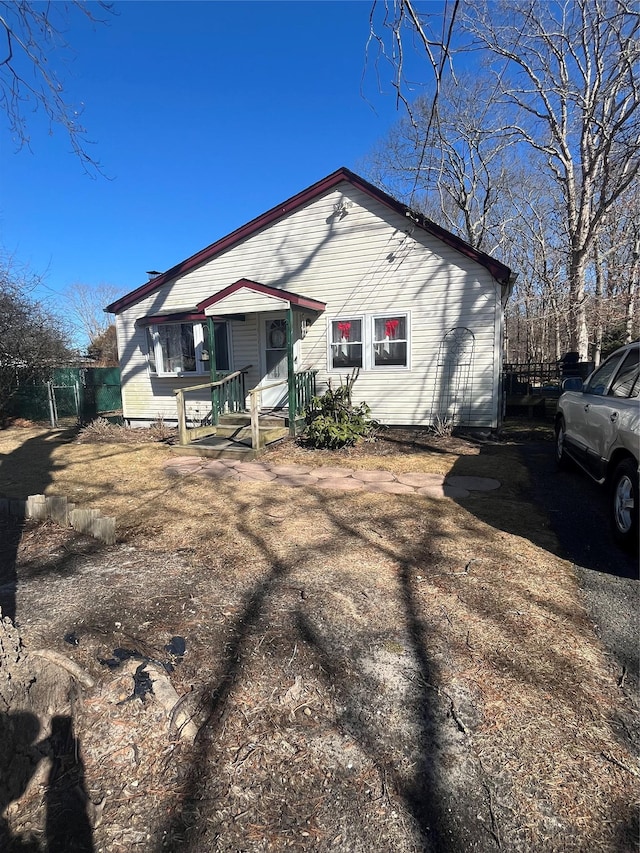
[5,367,122,426]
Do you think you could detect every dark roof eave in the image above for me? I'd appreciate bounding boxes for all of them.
[106,167,512,314]
[136,311,234,326]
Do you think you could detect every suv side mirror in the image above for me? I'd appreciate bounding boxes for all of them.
[562,377,584,392]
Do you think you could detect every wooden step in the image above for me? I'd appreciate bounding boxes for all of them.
[214,424,288,443]
[169,424,288,460]
[217,412,288,429]
[169,441,260,461]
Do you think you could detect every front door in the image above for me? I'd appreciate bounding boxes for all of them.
[260,315,289,408]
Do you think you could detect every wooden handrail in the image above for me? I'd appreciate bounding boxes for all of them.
[174,365,252,445]
[175,368,313,451]
[247,378,288,396]
[172,365,252,396]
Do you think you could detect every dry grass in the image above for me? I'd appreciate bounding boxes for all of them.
[0,424,638,852]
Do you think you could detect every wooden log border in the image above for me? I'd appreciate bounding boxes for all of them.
[0,494,116,545]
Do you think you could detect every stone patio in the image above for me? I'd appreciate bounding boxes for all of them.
[165,457,501,498]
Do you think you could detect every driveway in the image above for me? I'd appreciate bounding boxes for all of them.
[519,441,638,739]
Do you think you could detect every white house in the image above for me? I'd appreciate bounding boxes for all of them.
[107,168,513,439]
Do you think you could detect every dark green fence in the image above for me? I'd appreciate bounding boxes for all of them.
[5,383,50,421]
[80,368,122,417]
[5,367,122,425]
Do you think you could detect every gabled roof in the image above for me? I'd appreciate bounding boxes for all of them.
[196,279,326,314]
[106,167,512,314]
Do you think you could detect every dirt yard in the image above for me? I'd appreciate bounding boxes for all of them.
[0,423,637,852]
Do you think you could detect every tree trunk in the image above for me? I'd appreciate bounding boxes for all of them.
[626,246,639,344]
[569,251,589,360]
[593,243,603,367]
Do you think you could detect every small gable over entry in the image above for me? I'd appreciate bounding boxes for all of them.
[197,279,326,316]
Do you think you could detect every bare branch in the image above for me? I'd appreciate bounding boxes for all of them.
[0,1,115,175]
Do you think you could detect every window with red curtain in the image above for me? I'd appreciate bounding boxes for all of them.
[330,318,362,368]
[373,315,407,367]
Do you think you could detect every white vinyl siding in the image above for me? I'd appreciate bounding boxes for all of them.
[117,182,504,428]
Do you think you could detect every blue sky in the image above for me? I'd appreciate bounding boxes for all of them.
[1,0,438,340]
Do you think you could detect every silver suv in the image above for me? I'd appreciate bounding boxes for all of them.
[555,341,639,551]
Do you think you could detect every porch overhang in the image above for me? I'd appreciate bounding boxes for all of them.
[196,279,326,317]
[135,310,238,326]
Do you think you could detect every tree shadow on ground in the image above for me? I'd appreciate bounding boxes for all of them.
[158,487,495,852]
[448,431,637,579]
[0,428,95,852]
[447,426,639,837]
[0,429,78,621]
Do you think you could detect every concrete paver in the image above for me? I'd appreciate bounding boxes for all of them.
[363,481,416,494]
[266,464,315,476]
[313,477,365,491]
[235,468,278,482]
[312,466,356,479]
[417,485,448,498]
[352,469,396,482]
[396,472,445,487]
[442,484,471,498]
[271,474,319,488]
[200,465,239,480]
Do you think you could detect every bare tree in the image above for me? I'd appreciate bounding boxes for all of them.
[87,324,118,366]
[0,259,71,414]
[363,73,519,253]
[502,180,570,363]
[462,0,640,359]
[64,282,119,349]
[366,0,460,122]
[370,0,640,362]
[0,1,113,172]
[590,188,640,363]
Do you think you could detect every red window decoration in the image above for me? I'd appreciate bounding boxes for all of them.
[385,319,400,338]
[337,321,352,339]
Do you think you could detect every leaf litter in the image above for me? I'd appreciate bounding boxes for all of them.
[0,425,637,852]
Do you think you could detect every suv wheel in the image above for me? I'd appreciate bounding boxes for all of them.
[555,418,569,469]
[610,458,639,552]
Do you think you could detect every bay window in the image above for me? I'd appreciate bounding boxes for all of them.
[146,321,230,375]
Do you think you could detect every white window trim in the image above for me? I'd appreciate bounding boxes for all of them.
[146,321,232,377]
[370,312,411,371]
[327,312,411,372]
[327,315,364,372]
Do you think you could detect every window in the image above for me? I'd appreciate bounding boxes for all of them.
[585,352,625,396]
[147,321,230,375]
[330,318,363,369]
[328,313,410,371]
[610,348,639,398]
[373,315,408,367]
